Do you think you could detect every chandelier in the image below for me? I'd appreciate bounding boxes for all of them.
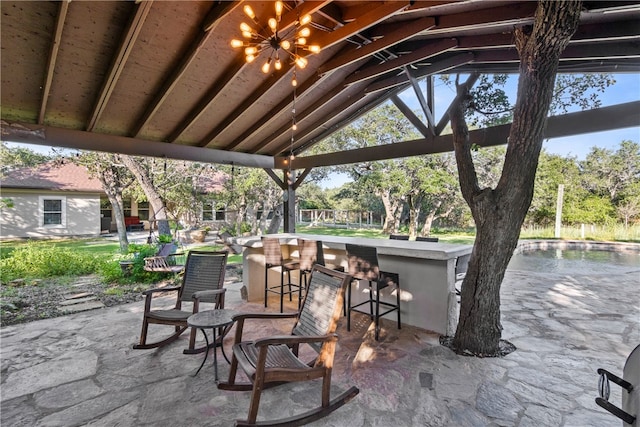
[230,2,320,86]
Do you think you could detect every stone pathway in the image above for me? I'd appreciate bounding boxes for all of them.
[1,261,638,426]
[58,276,106,314]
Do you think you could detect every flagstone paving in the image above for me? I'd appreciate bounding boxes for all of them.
[1,260,638,426]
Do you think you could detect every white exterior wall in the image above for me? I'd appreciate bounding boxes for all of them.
[0,189,101,239]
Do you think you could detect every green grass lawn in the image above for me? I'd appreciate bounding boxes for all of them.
[0,238,242,263]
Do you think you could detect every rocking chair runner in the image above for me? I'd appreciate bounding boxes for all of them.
[218,264,359,427]
[133,250,228,354]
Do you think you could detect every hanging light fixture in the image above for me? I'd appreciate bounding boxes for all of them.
[230,1,321,85]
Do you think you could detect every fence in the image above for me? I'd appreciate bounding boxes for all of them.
[297,209,382,229]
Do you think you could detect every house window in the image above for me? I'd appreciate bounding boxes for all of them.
[202,201,214,221]
[100,199,112,218]
[137,201,150,221]
[215,207,226,221]
[123,199,131,217]
[40,196,66,227]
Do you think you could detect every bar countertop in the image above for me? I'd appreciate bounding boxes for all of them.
[234,233,472,260]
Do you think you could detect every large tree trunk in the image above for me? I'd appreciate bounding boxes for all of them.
[451,1,581,356]
[120,155,172,237]
[420,200,443,237]
[380,190,395,233]
[407,194,422,239]
[267,204,283,234]
[98,175,129,254]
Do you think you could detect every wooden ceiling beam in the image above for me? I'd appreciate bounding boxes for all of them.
[39,1,69,125]
[1,121,275,169]
[318,16,436,74]
[197,65,293,148]
[254,81,356,155]
[345,38,458,85]
[87,1,153,132]
[220,66,327,151]
[167,54,245,142]
[279,87,401,157]
[269,91,370,156]
[288,101,640,169]
[131,2,238,137]
[432,2,536,32]
[365,52,474,94]
[311,2,411,51]
[468,41,640,64]
[404,67,435,134]
[167,2,328,143]
[390,94,430,137]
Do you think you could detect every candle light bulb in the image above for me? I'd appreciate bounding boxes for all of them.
[243,5,255,19]
[300,14,312,26]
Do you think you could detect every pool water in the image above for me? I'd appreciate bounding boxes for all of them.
[508,249,640,274]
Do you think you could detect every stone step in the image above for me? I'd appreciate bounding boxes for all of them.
[60,300,105,313]
[64,292,94,300]
[59,296,98,306]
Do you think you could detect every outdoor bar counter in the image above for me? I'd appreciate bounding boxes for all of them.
[235,233,472,336]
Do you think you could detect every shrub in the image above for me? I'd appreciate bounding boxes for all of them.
[99,242,170,284]
[0,242,103,284]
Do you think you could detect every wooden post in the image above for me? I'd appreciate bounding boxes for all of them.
[555,184,564,238]
[283,170,296,233]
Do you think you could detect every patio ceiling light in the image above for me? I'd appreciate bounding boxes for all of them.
[230,1,320,86]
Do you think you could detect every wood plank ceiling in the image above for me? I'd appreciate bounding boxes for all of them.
[2,1,639,170]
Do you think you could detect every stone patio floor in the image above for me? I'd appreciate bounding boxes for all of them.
[1,261,638,426]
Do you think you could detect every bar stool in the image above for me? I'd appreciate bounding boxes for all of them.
[262,237,301,313]
[297,239,345,301]
[345,243,401,340]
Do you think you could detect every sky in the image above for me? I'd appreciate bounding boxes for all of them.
[320,73,640,188]
[4,74,639,189]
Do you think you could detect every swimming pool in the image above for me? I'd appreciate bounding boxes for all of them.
[508,248,640,274]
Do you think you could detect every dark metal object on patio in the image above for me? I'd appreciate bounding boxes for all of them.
[389,234,409,240]
[262,237,302,313]
[415,236,438,242]
[133,250,228,353]
[187,308,237,381]
[218,265,359,426]
[297,238,345,301]
[345,243,401,341]
[596,344,639,425]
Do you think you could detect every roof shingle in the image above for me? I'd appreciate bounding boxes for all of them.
[1,161,103,192]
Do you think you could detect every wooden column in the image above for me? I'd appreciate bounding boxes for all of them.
[283,169,296,233]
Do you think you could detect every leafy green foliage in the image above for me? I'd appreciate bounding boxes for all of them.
[0,142,52,178]
[0,242,104,284]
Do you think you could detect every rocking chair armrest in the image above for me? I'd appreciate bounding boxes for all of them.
[232,312,299,322]
[254,333,338,348]
[231,312,300,343]
[192,288,226,300]
[141,285,181,296]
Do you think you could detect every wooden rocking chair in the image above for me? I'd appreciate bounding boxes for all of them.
[218,264,359,426]
[133,250,227,353]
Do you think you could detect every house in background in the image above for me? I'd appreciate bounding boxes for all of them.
[1,161,105,239]
[1,161,232,240]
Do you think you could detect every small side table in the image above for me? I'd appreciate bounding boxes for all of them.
[187,309,237,382]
